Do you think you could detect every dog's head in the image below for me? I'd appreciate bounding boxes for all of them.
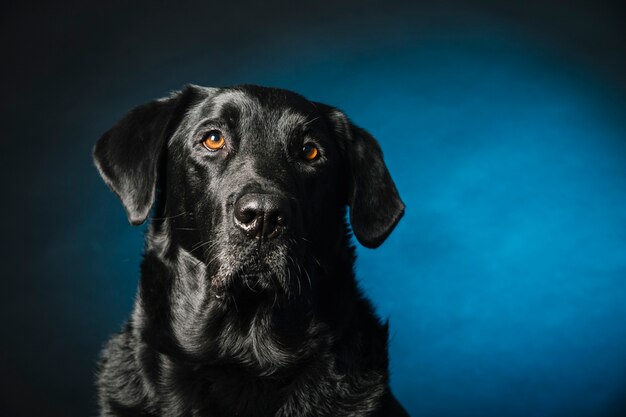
[94,85,403,300]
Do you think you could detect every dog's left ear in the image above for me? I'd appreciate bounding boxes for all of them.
[93,85,202,225]
[318,104,405,248]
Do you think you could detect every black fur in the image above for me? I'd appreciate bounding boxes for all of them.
[94,84,408,417]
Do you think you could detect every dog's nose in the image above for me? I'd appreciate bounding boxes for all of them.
[234,193,291,240]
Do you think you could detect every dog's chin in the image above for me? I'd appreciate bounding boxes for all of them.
[210,268,286,303]
[209,243,301,301]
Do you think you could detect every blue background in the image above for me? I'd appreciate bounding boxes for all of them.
[2,1,626,416]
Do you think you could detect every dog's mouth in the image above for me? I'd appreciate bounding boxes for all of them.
[211,266,292,301]
[208,239,304,299]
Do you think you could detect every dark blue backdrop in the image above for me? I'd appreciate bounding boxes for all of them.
[2,1,626,416]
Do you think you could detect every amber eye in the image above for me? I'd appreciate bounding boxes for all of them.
[301,143,319,161]
[202,130,226,151]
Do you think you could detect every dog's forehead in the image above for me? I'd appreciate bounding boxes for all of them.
[199,86,319,133]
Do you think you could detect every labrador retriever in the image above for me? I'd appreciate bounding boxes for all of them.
[94,84,408,416]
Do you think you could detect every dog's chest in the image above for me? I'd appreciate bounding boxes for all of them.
[173,365,289,417]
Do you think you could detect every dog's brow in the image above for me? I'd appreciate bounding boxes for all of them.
[219,103,241,121]
[276,110,311,134]
[210,90,258,115]
[194,118,230,132]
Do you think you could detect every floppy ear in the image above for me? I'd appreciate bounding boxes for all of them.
[93,85,201,225]
[319,105,405,248]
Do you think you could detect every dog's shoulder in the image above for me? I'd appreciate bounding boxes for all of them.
[96,323,158,416]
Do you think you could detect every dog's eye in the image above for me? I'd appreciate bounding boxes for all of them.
[301,143,319,161]
[202,130,226,151]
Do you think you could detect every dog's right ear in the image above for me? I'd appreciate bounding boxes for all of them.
[93,85,203,225]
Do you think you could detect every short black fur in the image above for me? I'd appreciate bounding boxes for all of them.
[94,84,408,417]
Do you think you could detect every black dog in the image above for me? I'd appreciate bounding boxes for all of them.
[94,84,408,417]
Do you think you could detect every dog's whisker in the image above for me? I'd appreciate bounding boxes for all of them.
[303,116,320,127]
[190,240,208,251]
[203,253,221,271]
[304,268,312,290]
[199,240,221,255]
[190,239,218,253]
[151,211,187,221]
[312,255,322,268]
[288,262,299,298]
[230,294,239,313]
[298,237,324,271]
[244,275,258,293]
